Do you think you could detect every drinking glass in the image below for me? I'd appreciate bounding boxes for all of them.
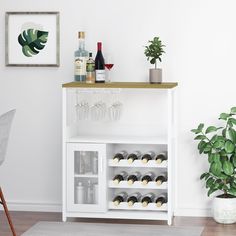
[76,100,89,121]
[105,55,114,83]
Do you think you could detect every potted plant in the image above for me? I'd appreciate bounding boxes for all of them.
[144,36,165,83]
[191,107,236,224]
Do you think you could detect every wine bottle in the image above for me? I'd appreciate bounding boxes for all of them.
[141,172,155,185]
[155,193,167,207]
[127,151,141,164]
[86,52,95,83]
[113,171,128,185]
[95,42,105,83]
[141,193,155,207]
[127,171,141,185]
[141,151,155,163]
[113,150,128,163]
[155,173,167,186]
[74,31,89,82]
[127,192,142,206]
[113,192,128,206]
[155,152,167,164]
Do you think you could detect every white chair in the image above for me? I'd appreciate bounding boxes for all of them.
[0,109,16,236]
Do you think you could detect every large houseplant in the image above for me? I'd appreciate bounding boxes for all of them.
[191,107,236,224]
[144,36,165,83]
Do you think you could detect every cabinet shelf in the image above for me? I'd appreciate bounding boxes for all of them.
[74,174,98,178]
[108,180,167,189]
[68,135,167,145]
[108,202,167,211]
[108,160,167,168]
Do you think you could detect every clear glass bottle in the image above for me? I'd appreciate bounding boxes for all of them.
[74,31,89,82]
[86,52,95,83]
[86,180,94,204]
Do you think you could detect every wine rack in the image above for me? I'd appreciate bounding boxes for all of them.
[62,82,177,225]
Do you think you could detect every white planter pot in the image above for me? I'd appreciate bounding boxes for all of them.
[212,196,236,224]
[149,68,162,83]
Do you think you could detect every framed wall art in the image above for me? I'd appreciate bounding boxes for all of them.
[5,12,60,67]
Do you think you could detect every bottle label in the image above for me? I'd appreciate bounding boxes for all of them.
[96,70,105,82]
[86,62,95,72]
[75,57,87,76]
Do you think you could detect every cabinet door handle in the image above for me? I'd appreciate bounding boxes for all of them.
[100,155,103,173]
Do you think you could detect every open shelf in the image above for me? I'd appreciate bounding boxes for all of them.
[108,180,167,189]
[68,135,167,145]
[108,159,168,168]
[108,202,167,211]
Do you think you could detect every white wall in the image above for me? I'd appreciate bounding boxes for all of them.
[1,0,236,216]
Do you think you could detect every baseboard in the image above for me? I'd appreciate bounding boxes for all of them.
[174,207,212,217]
[3,201,211,218]
[5,200,62,212]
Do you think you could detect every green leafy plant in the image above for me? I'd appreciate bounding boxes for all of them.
[191,107,236,198]
[18,29,49,57]
[144,36,165,69]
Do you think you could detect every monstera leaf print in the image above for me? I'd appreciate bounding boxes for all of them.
[18,29,49,57]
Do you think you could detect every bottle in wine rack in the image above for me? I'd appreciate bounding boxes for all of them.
[141,193,155,207]
[155,173,167,186]
[141,172,155,185]
[112,150,128,163]
[113,171,128,185]
[155,152,167,164]
[95,42,105,83]
[113,192,128,206]
[127,192,142,206]
[155,193,167,207]
[127,151,141,164]
[141,151,155,164]
[127,171,141,185]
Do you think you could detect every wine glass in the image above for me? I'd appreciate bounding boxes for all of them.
[105,55,114,83]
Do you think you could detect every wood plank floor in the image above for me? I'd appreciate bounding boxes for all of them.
[0,211,236,236]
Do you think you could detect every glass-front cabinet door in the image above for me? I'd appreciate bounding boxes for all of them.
[66,143,106,212]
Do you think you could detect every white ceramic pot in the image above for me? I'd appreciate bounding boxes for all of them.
[149,68,162,83]
[212,196,236,224]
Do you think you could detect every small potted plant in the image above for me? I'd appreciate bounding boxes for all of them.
[144,36,165,83]
[191,107,236,224]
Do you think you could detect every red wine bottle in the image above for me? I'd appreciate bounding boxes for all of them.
[155,152,167,164]
[127,171,141,185]
[141,172,155,185]
[113,151,128,163]
[155,173,167,186]
[141,151,155,163]
[127,192,142,206]
[141,193,155,207]
[95,42,105,83]
[127,151,141,164]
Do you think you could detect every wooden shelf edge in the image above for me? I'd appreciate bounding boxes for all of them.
[62,82,178,89]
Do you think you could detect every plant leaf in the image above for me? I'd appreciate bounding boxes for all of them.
[230,107,236,114]
[18,29,48,57]
[197,123,204,132]
[210,162,222,176]
[228,187,236,196]
[230,154,236,167]
[228,128,236,143]
[219,113,230,120]
[228,118,236,125]
[194,135,206,140]
[207,187,218,196]
[222,160,234,175]
[224,140,235,153]
[206,126,217,134]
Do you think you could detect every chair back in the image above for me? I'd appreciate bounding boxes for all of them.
[0,110,16,166]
